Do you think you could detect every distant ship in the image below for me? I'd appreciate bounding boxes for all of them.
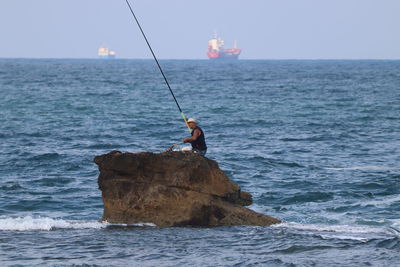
[207,33,241,60]
[98,46,116,59]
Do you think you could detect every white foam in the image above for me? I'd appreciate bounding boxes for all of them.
[325,166,397,171]
[274,222,385,234]
[0,216,107,231]
[272,222,400,241]
[390,219,400,230]
[319,234,369,242]
[0,216,155,231]
[359,194,400,208]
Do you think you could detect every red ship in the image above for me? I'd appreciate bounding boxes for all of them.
[207,33,241,60]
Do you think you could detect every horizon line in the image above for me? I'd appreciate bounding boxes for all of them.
[0,57,400,61]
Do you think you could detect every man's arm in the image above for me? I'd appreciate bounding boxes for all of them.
[183,129,201,143]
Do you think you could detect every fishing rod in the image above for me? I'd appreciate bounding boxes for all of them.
[125,0,191,132]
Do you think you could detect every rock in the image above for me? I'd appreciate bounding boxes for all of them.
[94,150,281,227]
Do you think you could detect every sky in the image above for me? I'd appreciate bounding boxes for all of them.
[0,0,399,59]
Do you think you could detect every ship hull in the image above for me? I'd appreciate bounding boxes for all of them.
[207,49,241,60]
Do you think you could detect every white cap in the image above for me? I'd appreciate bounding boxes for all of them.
[187,118,197,123]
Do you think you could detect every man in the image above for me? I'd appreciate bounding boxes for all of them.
[182,118,207,156]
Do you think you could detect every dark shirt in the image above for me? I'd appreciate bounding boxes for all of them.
[191,126,207,150]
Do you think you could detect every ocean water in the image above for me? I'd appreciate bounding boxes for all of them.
[0,59,399,266]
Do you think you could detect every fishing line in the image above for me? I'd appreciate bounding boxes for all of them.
[125,0,191,132]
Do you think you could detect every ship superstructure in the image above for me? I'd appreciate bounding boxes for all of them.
[98,46,116,59]
[207,33,241,60]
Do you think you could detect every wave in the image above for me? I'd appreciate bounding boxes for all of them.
[0,216,155,231]
[246,155,304,168]
[358,194,400,208]
[325,166,398,171]
[0,184,23,191]
[281,191,334,204]
[31,152,61,161]
[86,143,124,149]
[272,222,400,241]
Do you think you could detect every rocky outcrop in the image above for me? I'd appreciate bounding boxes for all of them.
[94,151,280,227]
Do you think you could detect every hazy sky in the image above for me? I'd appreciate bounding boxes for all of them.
[1,0,399,59]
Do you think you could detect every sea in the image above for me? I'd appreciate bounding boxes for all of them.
[0,59,399,266]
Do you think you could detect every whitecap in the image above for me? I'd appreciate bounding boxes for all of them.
[0,216,156,231]
[358,194,400,208]
[274,221,391,234]
[390,219,400,232]
[272,222,400,241]
[325,166,397,171]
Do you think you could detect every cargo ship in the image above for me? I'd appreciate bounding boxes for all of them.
[207,33,241,60]
[98,46,116,59]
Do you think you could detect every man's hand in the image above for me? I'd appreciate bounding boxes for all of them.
[182,129,200,143]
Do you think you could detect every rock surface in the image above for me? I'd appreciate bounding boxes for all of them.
[94,151,281,227]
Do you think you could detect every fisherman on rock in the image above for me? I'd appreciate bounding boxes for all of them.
[182,118,207,156]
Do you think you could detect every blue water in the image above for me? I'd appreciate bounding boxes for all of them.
[0,59,399,266]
